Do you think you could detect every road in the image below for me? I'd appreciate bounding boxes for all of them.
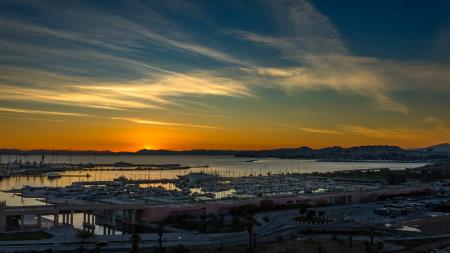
[1,201,445,252]
[0,209,302,252]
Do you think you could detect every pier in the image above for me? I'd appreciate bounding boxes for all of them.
[75,178,177,185]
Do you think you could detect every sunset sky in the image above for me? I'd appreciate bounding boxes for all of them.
[0,0,449,151]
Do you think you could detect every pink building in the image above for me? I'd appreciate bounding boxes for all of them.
[139,185,437,222]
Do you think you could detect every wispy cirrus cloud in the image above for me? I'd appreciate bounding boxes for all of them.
[267,122,343,135]
[0,67,252,112]
[336,124,450,144]
[0,83,151,111]
[0,1,255,116]
[234,1,450,114]
[0,106,89,117]
[424,116,450,135]
[298,127,343,135]
[112,117,221,129]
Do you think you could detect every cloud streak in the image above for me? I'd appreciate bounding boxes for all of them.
[337,124,450,144]
[0,106,88,117]
[112,117,221,129]
[269,123,343,135]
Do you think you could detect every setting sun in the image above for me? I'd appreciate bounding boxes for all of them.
[143,145,156,150]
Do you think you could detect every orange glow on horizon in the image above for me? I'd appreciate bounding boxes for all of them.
[0,113,448,152]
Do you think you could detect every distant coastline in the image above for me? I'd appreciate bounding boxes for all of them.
[0,143,449,162]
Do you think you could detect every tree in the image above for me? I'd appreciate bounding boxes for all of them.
[218,214,225,228]
[169,245,190,253]
[306,210,316,221]
[369,226,375,245]
[77,230,93,243]
[158,223,165,253]
[130,233,141,253]
[276,234,283,242]
[231,215,242,229]
[378,241,384,252]
[299,206,308,215]
[245,217,255,253]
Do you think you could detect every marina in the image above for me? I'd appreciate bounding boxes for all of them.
[0,155,426,205]
[0,155,437,236]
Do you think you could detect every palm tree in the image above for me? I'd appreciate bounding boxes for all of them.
[76,229,93,243]
[245,217,255,253]
[299,205,308,216]
[369,225,375,245]
[130,233,141,253]
[158,223,164,253]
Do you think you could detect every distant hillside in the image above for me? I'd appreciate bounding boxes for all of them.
[422,143,450,154]
[135,149,237,156]
[235,145,427,161]
[0,149,133,155]
[0,148,236,156]
[1,144,449,161]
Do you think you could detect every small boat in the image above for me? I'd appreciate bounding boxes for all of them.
[114,175,128,181]
[47,172,62,179]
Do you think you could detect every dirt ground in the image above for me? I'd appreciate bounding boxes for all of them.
[397,215,450,234]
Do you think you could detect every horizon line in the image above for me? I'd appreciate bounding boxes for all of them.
[0,143,447,153]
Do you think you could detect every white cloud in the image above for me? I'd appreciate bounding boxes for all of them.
[268,123,343,135]
[112,117,220,129]
[0,106,88,117]
[0,68,252,111]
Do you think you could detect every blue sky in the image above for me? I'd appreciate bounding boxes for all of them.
[313,0,450,61]
[0,0,449,150]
